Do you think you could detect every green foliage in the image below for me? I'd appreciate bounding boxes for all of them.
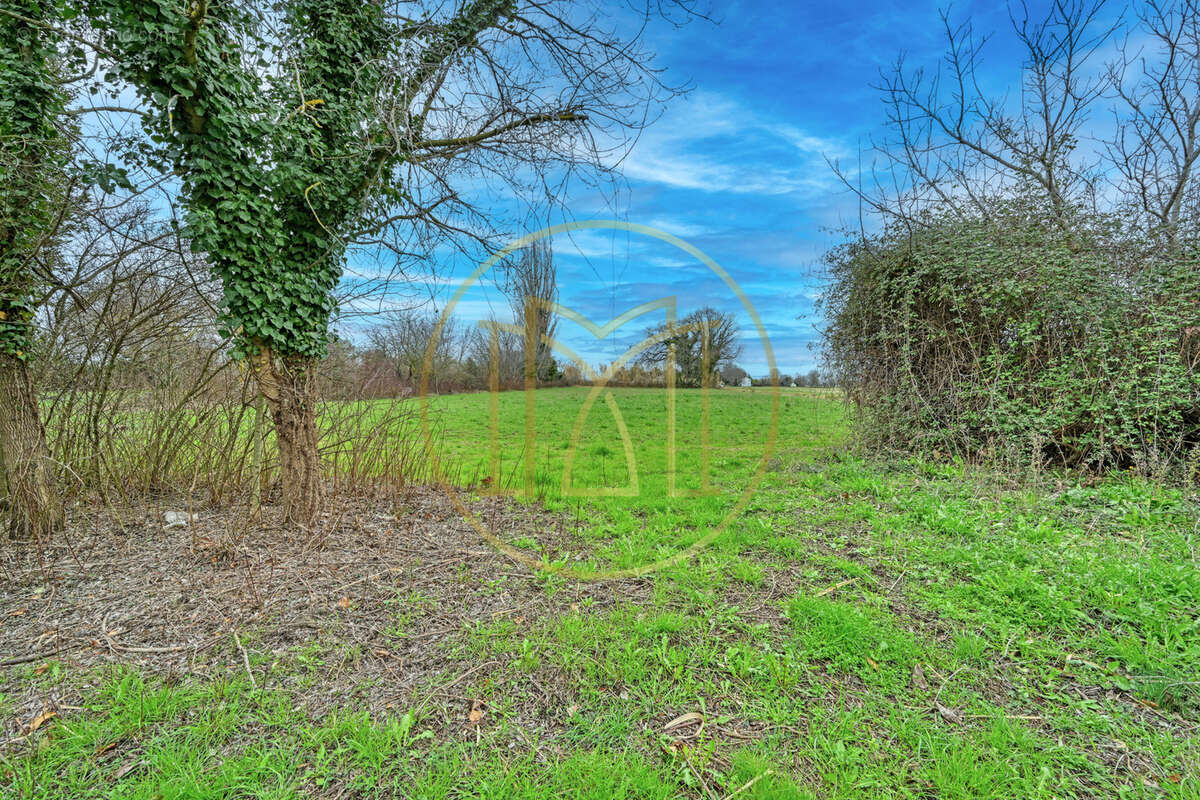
[87,0,405,361]
[0,0,73,359]
[822,209,1200,472]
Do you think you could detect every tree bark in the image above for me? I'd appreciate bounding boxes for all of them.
[251,347,321,524]
[0,353,64,540]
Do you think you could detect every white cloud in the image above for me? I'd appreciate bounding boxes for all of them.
[616,90,847,197]
[643,217,715,238]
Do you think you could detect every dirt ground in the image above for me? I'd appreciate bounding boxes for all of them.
[0,487,657,744]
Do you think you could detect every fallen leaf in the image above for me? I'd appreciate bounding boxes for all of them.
[911,663,929,691]
[566,704,579,717]
[468,699,484,725]
[1167,773,1182,784]
[816,577,856,597]
[33,664,49,675]
[8,608,27,617]
[865,656,879,670]
[112,755,140,780]
[28,710,57,732]
[337,596,351,609]
[663,712,704,732]
[934,702,962,725]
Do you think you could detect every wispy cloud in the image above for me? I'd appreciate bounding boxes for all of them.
[617,90,848,197]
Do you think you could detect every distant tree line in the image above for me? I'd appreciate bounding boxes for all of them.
[717,364,833,388]
[357,302,752,394]
[765,370,831,388]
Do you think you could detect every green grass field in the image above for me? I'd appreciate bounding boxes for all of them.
[4,387,1199,798]
[416,386,840,577]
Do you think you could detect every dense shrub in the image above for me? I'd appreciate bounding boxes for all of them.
[822,210,1200,473]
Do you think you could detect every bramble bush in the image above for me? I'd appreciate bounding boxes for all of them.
[821,208,1200,476]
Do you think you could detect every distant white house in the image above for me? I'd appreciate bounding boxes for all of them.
[740,376,751,387]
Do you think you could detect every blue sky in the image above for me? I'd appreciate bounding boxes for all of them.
[359,1,1072,378]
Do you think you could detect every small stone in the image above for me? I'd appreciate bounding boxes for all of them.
[163,511,195,528]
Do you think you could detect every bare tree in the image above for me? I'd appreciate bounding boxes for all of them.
[1107,0,1200,243]
[839,1,1116,229]
[466,318,526,389]
[366,309,466,394]
[32,200,237,498]
[639,307,742,388]
[502,240,559,382]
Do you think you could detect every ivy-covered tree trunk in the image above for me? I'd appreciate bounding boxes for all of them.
[1,0,71,540]
[252,349,321,523]
[89,0,626,524]
[0,353,63,539]
[90,0,403,526]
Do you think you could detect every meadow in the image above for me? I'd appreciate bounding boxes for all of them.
[417,386,836,578]
[3,387,1198,799]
